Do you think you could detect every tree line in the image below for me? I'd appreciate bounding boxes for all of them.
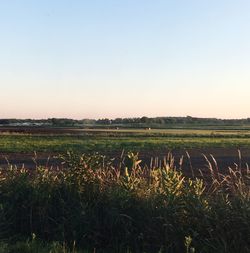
[1,116,250,128]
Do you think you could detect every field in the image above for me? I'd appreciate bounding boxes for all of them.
[1,126,250,171]
[0,126,249,253]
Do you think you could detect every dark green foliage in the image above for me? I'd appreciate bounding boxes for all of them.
[0,153,249,253]
[2,116,250,129]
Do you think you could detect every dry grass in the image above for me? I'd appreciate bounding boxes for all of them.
[0,151,249,253]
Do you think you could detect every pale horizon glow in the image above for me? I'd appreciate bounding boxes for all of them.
[1,1,250,120]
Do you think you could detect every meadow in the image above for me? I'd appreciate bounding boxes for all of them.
[0,127,249,252]
[1,128,250,154]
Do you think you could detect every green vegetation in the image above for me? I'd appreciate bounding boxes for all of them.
[0,239,88,253]
[1,129,250,153]
[0,152,249,253]
[1,116,250,129]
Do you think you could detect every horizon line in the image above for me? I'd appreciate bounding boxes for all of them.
[1,115,250,121]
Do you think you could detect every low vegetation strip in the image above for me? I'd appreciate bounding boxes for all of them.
[0,152,249,253]
[1,134,250,153]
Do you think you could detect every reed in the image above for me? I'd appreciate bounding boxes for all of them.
[0,151,249,252]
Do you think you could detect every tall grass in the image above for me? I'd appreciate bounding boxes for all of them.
[0,151,249,253]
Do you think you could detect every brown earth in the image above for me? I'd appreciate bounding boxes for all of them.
[1,148,249,176]
[0,127,85,135]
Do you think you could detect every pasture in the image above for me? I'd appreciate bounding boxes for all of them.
[1,127,250,153]
[1,126,250,171]
[0,126,249,252]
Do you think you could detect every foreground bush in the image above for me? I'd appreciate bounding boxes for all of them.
[0,238,85,253]
[0,152,249,253]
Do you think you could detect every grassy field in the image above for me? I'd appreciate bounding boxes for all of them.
[0,127,249,252]
[1,128,250,154]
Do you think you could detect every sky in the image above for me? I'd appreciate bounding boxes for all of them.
[1,0,250,119]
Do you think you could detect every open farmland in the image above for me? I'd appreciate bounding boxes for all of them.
[0,127,250,252]
[0,138,249,253]
[1,126,250,171]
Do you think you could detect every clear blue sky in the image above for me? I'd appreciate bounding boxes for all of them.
[1,0,250,119]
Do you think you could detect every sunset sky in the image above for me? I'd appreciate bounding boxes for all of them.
[1,0,250,119]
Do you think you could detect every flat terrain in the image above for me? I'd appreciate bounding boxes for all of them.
[1,126,249,253]
[1,127,250,173]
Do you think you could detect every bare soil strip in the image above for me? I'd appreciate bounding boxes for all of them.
[1,147,249,174]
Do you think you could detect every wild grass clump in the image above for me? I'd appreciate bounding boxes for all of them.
[0,151,249,253]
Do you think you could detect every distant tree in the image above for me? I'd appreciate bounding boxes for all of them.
[140,116,149,123]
